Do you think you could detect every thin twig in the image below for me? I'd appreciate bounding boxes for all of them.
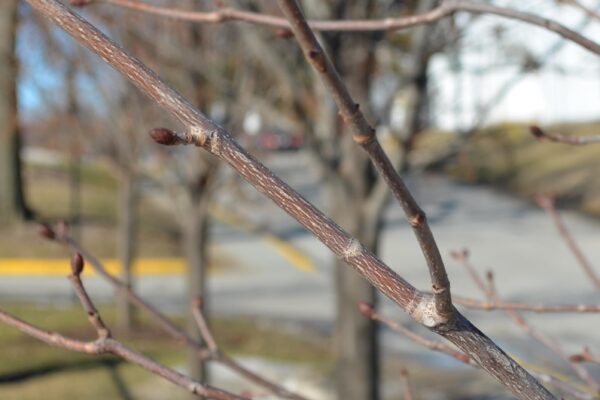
[192,296,218,353]
[449,249,600,312]
[72,0,600,56]
[358,302,473,365]
[68,252,111,339]
[455,252,600,394]
[534,194,600,289]
[359,303,597,400]
[452,295,600,313]
[559,0,600,22]
[277,0,453,322]
[43,226,310,400]
[530,125,600,146]
[0,265,247,400]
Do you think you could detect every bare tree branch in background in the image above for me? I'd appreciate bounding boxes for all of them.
[451,295,600,313]
[559,0,600,21]
[530,125,600,146]
[37,222,311,400]
[359,301,598,400]
[70,0,600,56]
[452,250,600,395]
[0,254,248,400]
[16,0,600,399]
[534,194,600,289]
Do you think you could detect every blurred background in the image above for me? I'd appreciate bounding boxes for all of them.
[0,0,599,399]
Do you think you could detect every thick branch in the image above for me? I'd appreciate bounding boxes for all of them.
[277,0,453,321]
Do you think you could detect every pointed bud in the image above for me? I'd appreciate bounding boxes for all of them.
[38,224,56,240]
[71,253,85,276]
[358,302,375,317]
[149,128,181,146]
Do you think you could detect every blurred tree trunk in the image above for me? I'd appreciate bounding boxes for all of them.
[323,2,383,398]
[400,0,439,160]
[0,0,28,224]
[184,177,212,388]
[117,168,138,333]
[331,191,380,400]
[184,10,215,389]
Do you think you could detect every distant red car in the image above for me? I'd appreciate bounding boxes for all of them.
[256,130,303,151]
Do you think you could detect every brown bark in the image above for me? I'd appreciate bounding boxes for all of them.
[0,0,28,224]
[24,1,557,398]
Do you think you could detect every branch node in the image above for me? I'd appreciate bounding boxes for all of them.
[341,238,363,261]
[408,295,449,327]
[409,212,426,227]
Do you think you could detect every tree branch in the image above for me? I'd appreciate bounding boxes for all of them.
[42,224,310,400]
[26,1,555,398]
[530,125,600,146]
[534,195,600,289]
[71,0,600,56]
[455,251,600,394]
[277,0,453,322]
[451,295,600,313]
[0,259,247,400]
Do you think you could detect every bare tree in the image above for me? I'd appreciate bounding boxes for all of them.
[5,0,600,399]
[0,0,29,223]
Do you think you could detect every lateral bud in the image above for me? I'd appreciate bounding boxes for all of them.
[71,252,85,276]
[149,127,183,146]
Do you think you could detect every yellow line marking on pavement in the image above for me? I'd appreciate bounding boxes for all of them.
[0,205,314,276]
[209,204,315,273]
[0,259,185,276]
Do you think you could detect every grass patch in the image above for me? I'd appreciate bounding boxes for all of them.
[419,120,600,215]
[0,303,331,399]
[1,158,182,258]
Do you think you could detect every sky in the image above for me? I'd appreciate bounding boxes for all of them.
[432,0,600,130]
[16,1,600,132]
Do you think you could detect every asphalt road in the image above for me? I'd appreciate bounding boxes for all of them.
[1,151,599,385]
